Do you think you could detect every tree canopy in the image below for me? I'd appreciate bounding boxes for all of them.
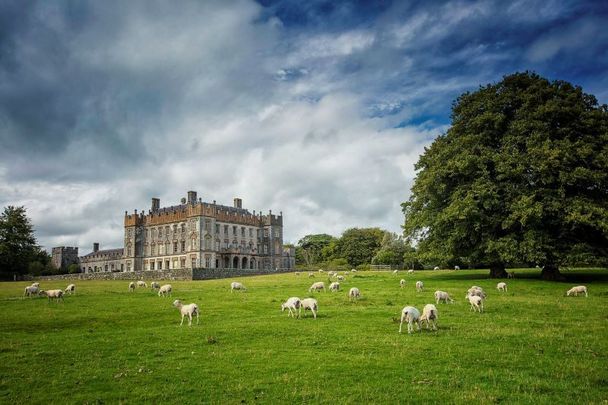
[402,72,608,279]
[0,206,40,279]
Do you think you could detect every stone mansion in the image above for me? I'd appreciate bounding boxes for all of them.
[69,191,295,273]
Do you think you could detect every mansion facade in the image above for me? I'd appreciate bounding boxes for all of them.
[70,191,295,273]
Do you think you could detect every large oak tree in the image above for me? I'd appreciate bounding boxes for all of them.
[402,72,608,279]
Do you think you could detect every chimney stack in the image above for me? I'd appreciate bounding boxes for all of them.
[187,191,197,205]
[233,198,242,209]
[151,198,160,212]
[93,243,99,253]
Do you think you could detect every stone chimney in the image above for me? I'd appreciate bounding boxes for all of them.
[93,243,99,252]
[151,198,160,212]
[233,198,242,209]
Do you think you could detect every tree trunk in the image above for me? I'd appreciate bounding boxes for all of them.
[489,263,508,278]
[540,264,565,281]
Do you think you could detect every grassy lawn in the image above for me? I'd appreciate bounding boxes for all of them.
[1,269,607,404]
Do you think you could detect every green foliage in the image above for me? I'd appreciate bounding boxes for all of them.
[372,232,409,267]
[68,263,81,274]
[1,270,607,402]
[296,234,337,265]
[403,72,608,273]
[0,206,39,279]
[336,227,385,267]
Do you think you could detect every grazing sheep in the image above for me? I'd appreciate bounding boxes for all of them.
[348,287,360,301]
[230,281,246,292]
[434,290,454,304]
[158,284,172,297]
[496,282,507,292]
[351,269,357,273]
[295,272,300,276]
[420,304,438,330]
[329,282,340,292]
[399,306,421,334]
[400,279,406,288]
[39,289,64,302]
[128,282,136,292]
[31,282,40,287]
[308,272,315,278]
[466,286,486,299]
[566,286,588,297]
[467,294,484,312]
[345,271,350,275]
[407,269,414,274]
[433,266,440,270]
[281,297,301,318]
[454,265,460,270]
[24,285,39,297]
[173,300,199,326]
[393,270,398,275]
[150,281,160,290]
[415,281,424,292]
[137,281,147,288]
[65,284,76,295]
[309,281,325,293]
[300,298,318,319]
[507,272,515,279]
[337,275,345,281]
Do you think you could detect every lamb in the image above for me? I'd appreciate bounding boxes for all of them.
[420,304,438,330]
[281,297,301,318]
[318,269,325,273]
[345,271,350,275]
[348,287,360,301]
[31,282,40,287]
[173,299,199,326]
[24,285,39,297]
[415,281,424,292]
[351,269,357,273]
[128,282,136,292]
[300,298,318,319]
[329,282,340,292]
[433,266,440,270]
[434,290,454,304]
[137,281,147,288]
[399,306,421,334]
[407,269,414,274]
[496,282,507,292]
[158,284,172,297]
[65,284,76,295]
[39,289,64,302]
[309,281,325,293]
[337,275,345,281]
[467,286,486,299]
[231,281,246,292]
[400,279,406,288]
[454,265,460,270]
[308,272,315,278]
[566,286,588,297]
[393,270,398,275]
[467,294,484,312]
[150,281,160,290]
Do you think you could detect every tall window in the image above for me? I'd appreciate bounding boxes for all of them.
[215,224,220,234]
[241,227,245,237]
[158,228,162,238]
[264,229,268,237]
[249,228,253,237]
[150,261,155,270]
[233,226,237,235]
[181,223,186,233]
[181,240,185,252]
[224,225,228,235]
[173,241,178,254]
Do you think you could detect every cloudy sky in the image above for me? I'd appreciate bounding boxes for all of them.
[1,0,607,253]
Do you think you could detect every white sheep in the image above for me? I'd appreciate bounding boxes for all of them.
[65,284,76,295]
[300,298,318,319]
[40,289,64,302]
[308,272,315,278]
[407,269,414,274]
[150,281,160,290]
[231,281,246,292]
[309,281,325,293]
[281,297,301,318]
[466,287,486,299]
[467,294,484,312]
[318,269,325,273]
[434,290,454,304]
[400,279,406,288]
[566,286,588,297]
[454,265,460,270]
[415,281,424,292]
[393,270,398,275]
[433,266,440,270]
[351,269,357,273]
[173,299,199,326]
[345,271,350,275]
[329,282,340,292]
[420,304,438,330]
[399,306,421,334]
[24,285,39,297]
[137,281,147,288]
[337,275,345,281]
[31,282,40,287]
[158,284,172,297]
[348,287,360,301]
[496,282,507,292]
[128,282,136,292]
[507,272,515,279]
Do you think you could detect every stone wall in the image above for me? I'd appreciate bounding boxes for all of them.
[35,267,295,281]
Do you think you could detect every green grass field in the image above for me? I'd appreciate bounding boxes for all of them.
[1,269,607,404]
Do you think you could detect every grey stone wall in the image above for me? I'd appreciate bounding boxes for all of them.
[35,267,295,281]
